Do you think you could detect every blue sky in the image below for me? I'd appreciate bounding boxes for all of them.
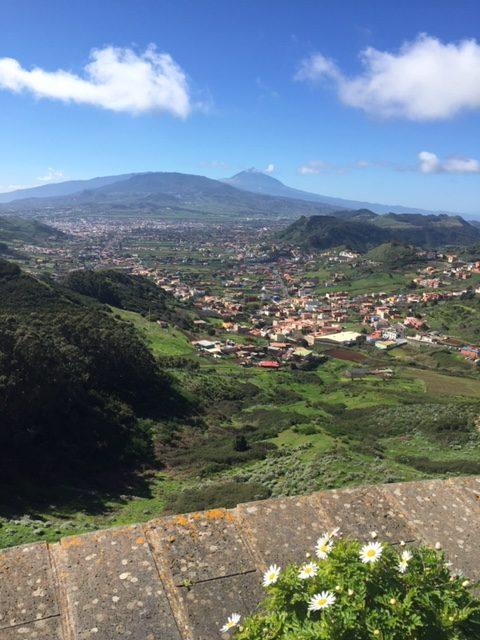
[0,0,479,214]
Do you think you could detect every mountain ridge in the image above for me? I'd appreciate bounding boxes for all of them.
[223,169,472,218]
[279,209,480,251]
[0,169,475,219]
[0,171,340,219]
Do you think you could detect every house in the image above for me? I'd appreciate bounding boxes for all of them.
[316,331,363,346]
[375,339,407,350]
[193,339,218,350]
[460,346,480,361]
[366,330,382,344]
[382,323,406,341]
[258,360,280,369]
[404,317,424,330]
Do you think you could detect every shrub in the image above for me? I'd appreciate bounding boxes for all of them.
[224,535,480,639]
[165,481,270,513]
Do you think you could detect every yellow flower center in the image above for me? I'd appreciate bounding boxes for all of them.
[318,598,327,606]
[367,549,376,557]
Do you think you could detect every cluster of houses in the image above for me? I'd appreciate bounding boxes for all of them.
[29,217,480,369]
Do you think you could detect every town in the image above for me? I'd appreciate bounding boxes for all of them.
[12,214,480,371]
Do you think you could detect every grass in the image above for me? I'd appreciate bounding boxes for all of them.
[406,368,480,397]
[0,474,186,549]
[425,299,480,343]
[113,307,195,357]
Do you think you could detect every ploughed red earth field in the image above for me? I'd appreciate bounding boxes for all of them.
[325,348,367,362]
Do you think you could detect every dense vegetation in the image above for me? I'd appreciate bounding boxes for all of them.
[0,260,182,485]
[235,538,480,640]
[2,250,480,550]
[0,215,65,244]
[64,268,193,327]
[365,242,425,268]
[279,211,480,251]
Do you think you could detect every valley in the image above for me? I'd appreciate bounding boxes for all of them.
[1,193,480,550]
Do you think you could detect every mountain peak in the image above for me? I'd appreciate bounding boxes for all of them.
[224,170,285,193]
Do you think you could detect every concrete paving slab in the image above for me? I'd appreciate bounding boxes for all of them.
[0,617,63,640]
[145,509,255,586]
[0,542,58,630]
[448,476,480,509]
[51,526,181,640]
[384,479,480,579]
[177,572,262,640]
[236,494,332,566]
[311,484,418,544]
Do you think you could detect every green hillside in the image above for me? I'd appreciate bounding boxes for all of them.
[0,259,183,487]
[365,242,425,268]
[0,215,65,244]
[64,268,194,327]
[279,211,480,250]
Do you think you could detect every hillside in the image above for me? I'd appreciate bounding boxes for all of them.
[278,214,391,251]
[224,169,468,217]
[279,210,480,251]
[0,215,65,244]
[365,242,426,268]
[0,259,183,484]
[0,174,134,204]
[0,172,340,219]
[64,268,194,328]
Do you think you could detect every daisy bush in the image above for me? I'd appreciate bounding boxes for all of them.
[222,532,480,639]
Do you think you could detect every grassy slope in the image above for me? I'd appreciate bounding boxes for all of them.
[111,307,195,356]
[424,299,480,343]
[2,312,480,549]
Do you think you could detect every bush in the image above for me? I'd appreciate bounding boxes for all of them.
[225,535,480,639]
[165,481,270,513]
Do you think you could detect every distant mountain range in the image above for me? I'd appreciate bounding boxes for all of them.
[0,169,473,220]
[223,169,467,217]
[0,172,339,219]
[279,210,480,251]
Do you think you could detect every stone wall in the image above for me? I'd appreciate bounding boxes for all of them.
[1,476,479,640]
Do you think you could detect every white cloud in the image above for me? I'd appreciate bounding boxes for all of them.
[200,160,230,170]
[0,183,29,193]
[297,160,364,175]
[419,151,480,174]
[264,163,275,174]
[37,167,65,182]
[0,45,192,117]
[295,34,480,120]
[297,161,330,175]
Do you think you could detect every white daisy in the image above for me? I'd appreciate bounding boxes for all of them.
[220,613,241,633]
[299,562,318,580]
[315,534,333,560]
[398,559,409,574]
[359,541,383,564]
[262,564,281,587]
[308,590,336,611]
[401,549,413,562]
